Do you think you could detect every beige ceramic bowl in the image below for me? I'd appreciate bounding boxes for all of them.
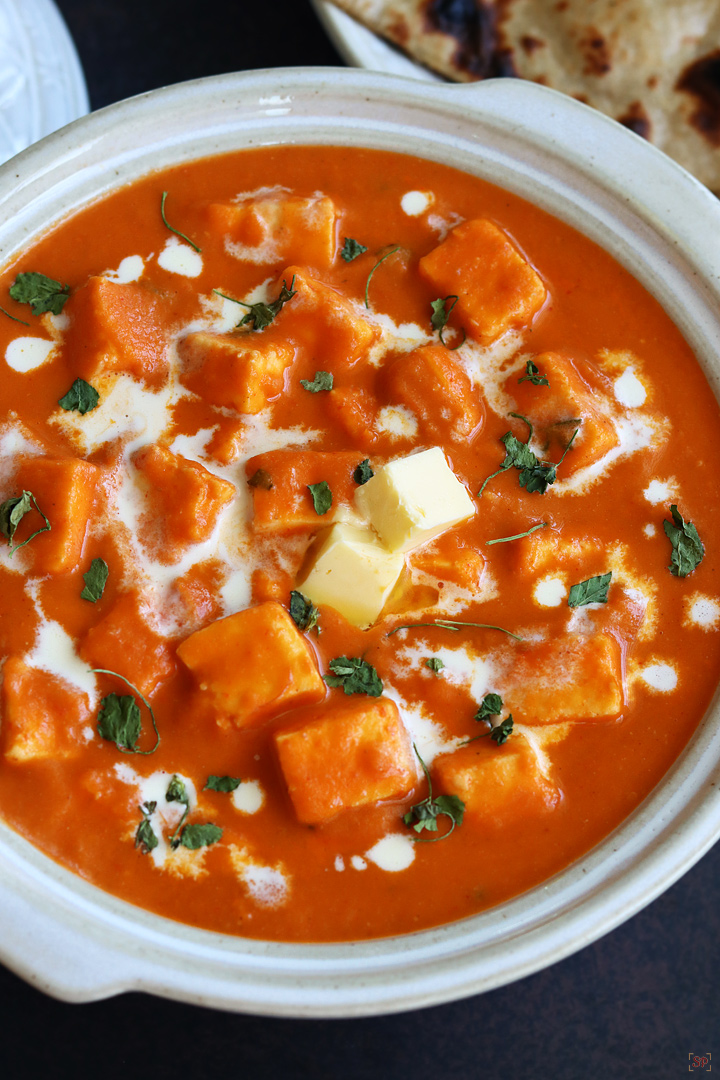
[1,68,720,1017]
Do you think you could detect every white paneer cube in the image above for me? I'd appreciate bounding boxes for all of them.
[354,447,475,553]
[298,523,405,628]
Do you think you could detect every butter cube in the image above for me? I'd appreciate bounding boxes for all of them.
[355,447,475,553]
[298,523,404,628]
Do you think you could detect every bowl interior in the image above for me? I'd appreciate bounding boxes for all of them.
[1,68,720,1017]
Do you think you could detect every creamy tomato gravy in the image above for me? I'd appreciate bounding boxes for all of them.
[0,145,719,943]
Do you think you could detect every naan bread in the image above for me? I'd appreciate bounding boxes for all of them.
[330,0,720,192]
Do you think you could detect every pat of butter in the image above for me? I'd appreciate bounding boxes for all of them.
[355,447,475,553]
[298,523,405,628]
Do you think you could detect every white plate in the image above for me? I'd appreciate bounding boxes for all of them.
[0,0,88,165]
[312,0,440,80]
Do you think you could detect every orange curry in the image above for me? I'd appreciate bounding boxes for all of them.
[0,145,718,942]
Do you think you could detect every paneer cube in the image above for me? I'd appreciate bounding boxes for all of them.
[1,656,91,763]
[355,447,475,553]
[298,523,405,628]
[79,590,176,697]
[246,449,361,535]
[419,219,546,342]
[63,276,172,385]
[433,735,560,823]
[510,352,619,476]
[177,601,325,729]
[325,387,380,449]
[506,632,623,724]
[274,695,416,824]
[133,444,235,555]
[409,531,486,594]
[384,345,484,441]
[272,265,379,370]
[515,530,605,577]
[207,194,338,269]
[177,330,294,414]
[10,455,99,574]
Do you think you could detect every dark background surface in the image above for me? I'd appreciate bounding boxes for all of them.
[0,1,717,1076]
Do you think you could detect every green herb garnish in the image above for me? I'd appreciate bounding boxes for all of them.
[353,459,374,485]
[478,422,579,496]
[487,715,514,745]
[58,377,100,415]
[80,558,109,603]
[160,190,201,253]
[204,776,242,793]
[518,359,549,386]
[430,295,465,348]
[166,775,192,848]
[341,237,368,262]
[324,656,383,696]
[664,504,705,578]
[289,589,319,633]
[215,277,297,331]
[0,490,51,555]
[177,823,223,850]
[134,802,158,854]
[425,657,445,673]
[9,271,70,315]
[308,480,332,516]
[94,669,160,754]
[0,306,29,326]
[387,619,523,642]
[568,571,612,608]
[364,246,400,309]
[475,693,503,722]
[300,370,333,393]
[403,745,464,841]
[465,694,514,745]
[486,522,548,546]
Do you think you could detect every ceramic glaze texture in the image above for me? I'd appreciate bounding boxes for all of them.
[0,0,88,164]
[0,69,719,1017]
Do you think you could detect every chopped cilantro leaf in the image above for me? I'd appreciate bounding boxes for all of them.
[365,247,400,309]
[134,802,158,854]
[167,775,191,848]
[489,715,514,745]
[204,776,242,793]
[425,657,445,673]
[289,590,320,633]
[403,745,464,841]
[518,359,549,386]
[177,823,223,850]
[300,370,333,393]
[0,490,51,555]
[664,504,705,578]
[430,295,465,348]
[324,656,383,696]
[237,277,297,331]
[58,377,100,415]
[353,459,374,485]
[475,693,503,722]
[308,480,332,515]
[478,422,579,497]
[568,571,612,607]
[93,669,160,754]
[341,237,368,262]
[9,271,70,315]
[80,558,109,603]
[160,190,201,253]
[97,692,142,752]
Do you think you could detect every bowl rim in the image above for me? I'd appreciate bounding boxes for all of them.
[1,66,720,1017]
